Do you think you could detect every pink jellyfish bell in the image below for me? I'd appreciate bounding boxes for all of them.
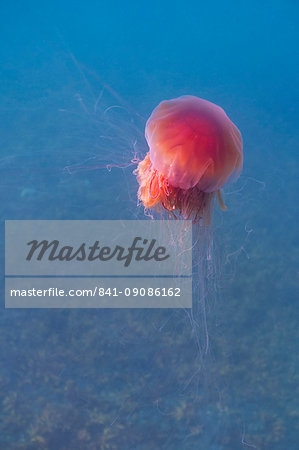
[135,95,243,223]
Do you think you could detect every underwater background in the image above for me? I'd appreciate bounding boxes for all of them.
[0,1,298,449]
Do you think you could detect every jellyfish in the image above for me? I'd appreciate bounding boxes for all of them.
[134,95,243,223]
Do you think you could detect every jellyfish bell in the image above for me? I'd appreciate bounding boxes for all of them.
[134,95,243,223]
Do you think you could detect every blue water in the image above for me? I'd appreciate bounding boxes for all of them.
[0,1,298,449]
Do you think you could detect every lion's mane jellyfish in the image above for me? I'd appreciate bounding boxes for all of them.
[135,95,243,223]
